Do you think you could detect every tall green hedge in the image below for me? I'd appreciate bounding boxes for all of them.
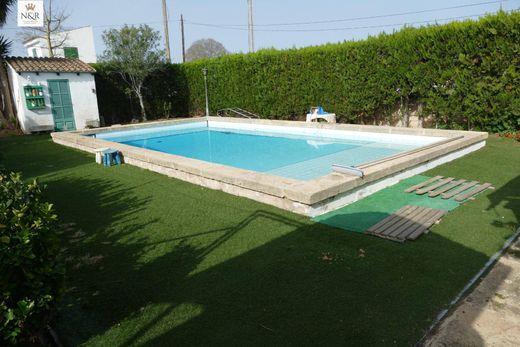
[94,11,520,132]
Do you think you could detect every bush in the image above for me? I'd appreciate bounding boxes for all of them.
[0,171,62,345]
[93,11,520,132]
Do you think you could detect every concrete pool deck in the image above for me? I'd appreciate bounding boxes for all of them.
[51,117,487,216]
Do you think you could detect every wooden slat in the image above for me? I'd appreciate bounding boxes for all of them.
[428,179,466,197]
[441,181,479,199]
[367,205,448,242]
[416,177,455,195]
[366,205,417,232]
[368,205,419,235]
[454,183,492,202]
[385,207,434,239]
[379,206,430,238]
[404,176,443,193]
[400,208,442,239]
[406,210,447,240]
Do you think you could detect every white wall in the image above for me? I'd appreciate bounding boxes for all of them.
[25,43,44,58]
[25,26,97,63]
[7,65,100,134]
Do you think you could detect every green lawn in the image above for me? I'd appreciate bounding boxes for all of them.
[1,135,519,346]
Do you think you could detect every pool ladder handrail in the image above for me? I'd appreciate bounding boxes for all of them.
[217,107,260,119]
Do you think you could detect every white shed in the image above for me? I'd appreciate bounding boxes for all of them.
[6,57,101,133]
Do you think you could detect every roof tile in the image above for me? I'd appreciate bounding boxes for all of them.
[5,57,96,73]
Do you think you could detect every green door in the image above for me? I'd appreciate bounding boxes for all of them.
[48,79,76,131]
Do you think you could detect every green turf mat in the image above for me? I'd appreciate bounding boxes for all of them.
[313,175,461,233]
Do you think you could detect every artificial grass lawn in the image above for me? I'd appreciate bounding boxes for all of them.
[0,135,519,346]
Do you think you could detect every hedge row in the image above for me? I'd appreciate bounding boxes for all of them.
[95,11,520,132]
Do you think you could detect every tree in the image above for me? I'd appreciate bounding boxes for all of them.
[101,25,165,121]
[21,0,69,57]
[0,35,12,57]
[0,0,16,126]
[0,0,16,24]
[185,38,228,62]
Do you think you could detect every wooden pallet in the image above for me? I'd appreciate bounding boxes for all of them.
[366,205,447,242]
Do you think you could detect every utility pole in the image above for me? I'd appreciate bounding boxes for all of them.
[162,0,171,63]
[181,14,186,63]
[247,0,254,53]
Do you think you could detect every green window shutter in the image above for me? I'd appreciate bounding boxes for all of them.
[64,47,79,59]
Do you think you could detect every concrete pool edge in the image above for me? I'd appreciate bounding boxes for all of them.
[51,117,488,216]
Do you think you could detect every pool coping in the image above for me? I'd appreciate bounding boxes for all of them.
[51,117,488,216]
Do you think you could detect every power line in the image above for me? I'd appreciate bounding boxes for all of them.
[0,0,515,32]
[184,10,516,33]
[192,0,516,27]
[75,0,518,31]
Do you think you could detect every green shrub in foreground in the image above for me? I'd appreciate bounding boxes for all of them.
[0,171,62,345]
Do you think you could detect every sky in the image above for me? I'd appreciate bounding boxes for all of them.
[1,0,519,62]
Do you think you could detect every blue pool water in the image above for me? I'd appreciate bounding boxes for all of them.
[95,124,422,180]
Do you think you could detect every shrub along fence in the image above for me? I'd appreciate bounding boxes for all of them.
[94,11,520,132]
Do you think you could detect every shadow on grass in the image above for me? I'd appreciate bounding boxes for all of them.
[487,175,520,231]
[0,135,92,178]
[134,221,491,346]
[56,203,495,346]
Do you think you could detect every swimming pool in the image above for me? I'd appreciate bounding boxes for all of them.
[93,122,441,181]
[52,117,487,216]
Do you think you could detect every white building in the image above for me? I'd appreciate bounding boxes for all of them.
[25,26,97,63]
[6,57,101,134]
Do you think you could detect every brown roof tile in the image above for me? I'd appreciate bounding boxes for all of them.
[5,57,96,73]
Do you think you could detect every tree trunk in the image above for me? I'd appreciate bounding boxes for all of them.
[46,31,53,57]
[45,1,54,57]
[0,58,16,127]
[401,96,410,128]
[136,86,147,122]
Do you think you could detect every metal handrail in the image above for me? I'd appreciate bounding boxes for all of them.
[217,107,260,119]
